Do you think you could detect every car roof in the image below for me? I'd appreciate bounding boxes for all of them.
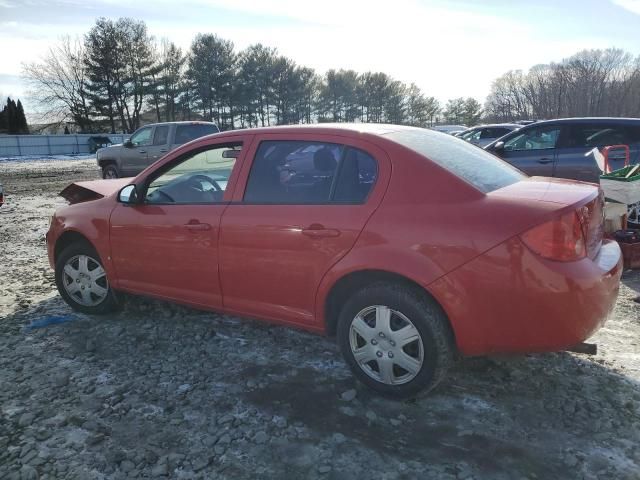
[144,121,219,127]
[469,124,521,129]
[525,117,640,127]
[211,123,420,138]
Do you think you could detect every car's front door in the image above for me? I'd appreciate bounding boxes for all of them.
[219,134,390,328]
[497,124,562,177]
[109,137,248,308]
[121,126,154,175]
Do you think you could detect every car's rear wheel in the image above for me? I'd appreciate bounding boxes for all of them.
[102,164,119,179]
[55,242,119,314]
[337,282,454,398]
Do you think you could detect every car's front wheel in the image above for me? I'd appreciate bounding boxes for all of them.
[102,164,119,179]
[337,282,455,398]
[55,242,119,314]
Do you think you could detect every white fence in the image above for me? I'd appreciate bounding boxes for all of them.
[0,134,131,158]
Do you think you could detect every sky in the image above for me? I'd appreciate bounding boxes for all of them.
[2,0,640,120]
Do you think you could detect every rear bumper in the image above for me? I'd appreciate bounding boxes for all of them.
[430,238,623,356]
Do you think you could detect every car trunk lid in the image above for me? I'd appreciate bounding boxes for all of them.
[491,177,604,260]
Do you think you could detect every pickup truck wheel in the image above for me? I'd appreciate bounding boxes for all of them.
[337,282,454,399]
[55,242,119,315]
[102,164,119,179]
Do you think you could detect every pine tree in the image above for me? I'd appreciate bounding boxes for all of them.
[0,101,7,133]
[16,100,29,133]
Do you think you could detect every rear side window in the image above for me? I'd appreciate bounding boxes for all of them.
[174,124,219,145]
[386,129,525,193]
[333,148,378,203]
[153,125,169,146]
[244,141,378,204]
[563,124,638,148]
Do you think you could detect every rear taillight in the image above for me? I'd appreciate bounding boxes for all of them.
[520,210,587,262]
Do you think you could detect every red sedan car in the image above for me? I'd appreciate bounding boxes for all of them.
[46,124,622,398]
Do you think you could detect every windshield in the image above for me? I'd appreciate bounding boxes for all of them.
[386,128,526,193]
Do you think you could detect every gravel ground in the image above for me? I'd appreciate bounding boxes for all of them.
[1,157,639,480]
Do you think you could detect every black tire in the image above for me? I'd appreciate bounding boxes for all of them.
[55,242,119,315]
[337,282,455,399]
[102,164,119,179]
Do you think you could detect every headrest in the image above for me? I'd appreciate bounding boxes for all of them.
[313,148,337,172]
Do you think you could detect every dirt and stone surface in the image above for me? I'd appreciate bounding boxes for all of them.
[1,157,639,480]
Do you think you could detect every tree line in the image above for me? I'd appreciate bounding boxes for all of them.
[25,17,640,134]
[485,48,640,122]
[0,97,29,134]
[26,17,485,133]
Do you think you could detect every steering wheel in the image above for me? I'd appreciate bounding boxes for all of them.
[187,174,222,193]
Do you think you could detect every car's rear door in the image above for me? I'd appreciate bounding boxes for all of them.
[498,124,562,177]
[554,122,640,183]
[109,135,249,308]
[218,133,390,328]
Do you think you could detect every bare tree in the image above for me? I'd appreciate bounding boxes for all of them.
[485,49,640,122]
[22,36,93,132]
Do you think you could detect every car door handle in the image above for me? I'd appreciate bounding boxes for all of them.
[184,221,211,231]
[302,224,341,238]
[159,148,168,153]
[138,150,147,154]
[537,157,553,164]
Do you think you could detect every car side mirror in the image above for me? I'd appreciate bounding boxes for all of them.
[118,184,138,204]
[124,139,133,148]
[493,141,505,152]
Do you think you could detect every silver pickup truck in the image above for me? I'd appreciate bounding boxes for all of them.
[96,121,219,178]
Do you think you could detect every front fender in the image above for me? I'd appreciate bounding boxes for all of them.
[47,198,117,284]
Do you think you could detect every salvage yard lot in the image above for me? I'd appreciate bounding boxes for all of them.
[1,158,639,480]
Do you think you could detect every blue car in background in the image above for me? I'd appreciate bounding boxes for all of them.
[484,117,640,183]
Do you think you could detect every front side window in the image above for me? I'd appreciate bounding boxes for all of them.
[243,141,378,204]
[145,144,240,204]
[467,129,483,142]
[130,127,153,147]
[460,129,478,141]
[504,126,561,151]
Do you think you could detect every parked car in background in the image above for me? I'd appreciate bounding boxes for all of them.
[48,124,621,398]
[484,118,640,183]
[431,125,467,135]
[97,121,219,179]
[458,124,521,147]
